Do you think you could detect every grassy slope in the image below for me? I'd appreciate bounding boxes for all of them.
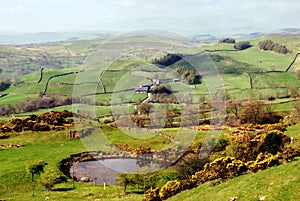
[167,123,300,201]
[0,124,299,200]
[168,159,300,201]
[202,37,300,99]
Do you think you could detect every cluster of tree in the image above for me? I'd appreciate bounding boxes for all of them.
[0,96,73,116]
[151,86,172,94]
[175,66,202,84]
[218,37,235,44]
[26,160,67,197]
[226,100,283,126]
[258,40,292,54]
[149,86,178,104]
[152,53,183,67]
[233,41,252,50]
[138,102,153,114]
[152,53,202,85]
[0,80,11,91]
[114,105,179,129]
[150,93,178,104]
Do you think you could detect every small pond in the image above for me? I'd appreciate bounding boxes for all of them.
[70,158,161,184]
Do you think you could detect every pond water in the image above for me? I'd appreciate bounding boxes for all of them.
[70,158,160,184]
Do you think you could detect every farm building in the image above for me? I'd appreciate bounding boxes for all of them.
[134,85,150,93]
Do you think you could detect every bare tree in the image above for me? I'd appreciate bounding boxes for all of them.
[227,99,242,118]
[240,100,264,124]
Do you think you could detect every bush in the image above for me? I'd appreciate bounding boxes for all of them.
[225,124,290,162]
[248,152,280,172]
[215,136,230,151]
[159,180,182,200]
[2,110,73,132]
[258,130,290,154]
[144,188,160,201]
[174,153,210,179]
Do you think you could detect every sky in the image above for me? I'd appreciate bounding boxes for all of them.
[0,0,299,35]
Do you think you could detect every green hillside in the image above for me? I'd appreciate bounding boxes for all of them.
[168,159,300,201]
[0,35,300,201]
[0,35,299,108]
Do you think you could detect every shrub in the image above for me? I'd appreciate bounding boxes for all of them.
[215,136,230,151]
[174,153,210,179]
[159,180,182,200]
[144,188,161,201]
[258,130,290,154]
[225,124,290,162]
[248,152,280,172]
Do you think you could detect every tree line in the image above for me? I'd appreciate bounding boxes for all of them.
[152,53,183,67]
[152,53,202,85]
[0,96,72,116]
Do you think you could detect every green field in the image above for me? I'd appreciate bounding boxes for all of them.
[0,34,300,201]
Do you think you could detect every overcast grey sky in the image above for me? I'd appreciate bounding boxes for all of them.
[0,0,299,34]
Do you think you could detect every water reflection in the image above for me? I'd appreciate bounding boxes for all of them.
[71,158,160,184]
